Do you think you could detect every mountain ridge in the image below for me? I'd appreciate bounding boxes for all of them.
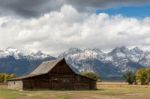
[59,47,149,79]
[0,48,56,76]
[0,47,150,80]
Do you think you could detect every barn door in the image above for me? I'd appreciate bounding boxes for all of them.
[51,77,73,90]
[61,77,72,90]
[51,77,59,90]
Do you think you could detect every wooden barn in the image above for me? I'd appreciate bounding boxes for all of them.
[8,58,96,90]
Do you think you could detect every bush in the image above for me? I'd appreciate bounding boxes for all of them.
[136,68,150,85]
[82,72,100,81]
[123,71,135,85]
[0,73,16,83]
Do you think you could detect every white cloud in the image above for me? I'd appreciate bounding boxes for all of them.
[0,5,150,56]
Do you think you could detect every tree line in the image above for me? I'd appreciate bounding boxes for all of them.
[0,73,16,83]
[124,68,150,85]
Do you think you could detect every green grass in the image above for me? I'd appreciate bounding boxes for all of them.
[0,88,25,99]
[1,85,150,99]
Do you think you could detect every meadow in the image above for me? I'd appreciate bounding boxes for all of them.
[1,82,150,99]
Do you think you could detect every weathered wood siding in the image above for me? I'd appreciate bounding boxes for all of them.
[23,74,49,90]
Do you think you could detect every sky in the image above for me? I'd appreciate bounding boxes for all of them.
[0,0,150,56]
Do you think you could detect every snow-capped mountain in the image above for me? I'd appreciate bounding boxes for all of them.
[0,48,56,76]
[0,48,21,59]
[59,47,149,80]
[0,48,54,60]
[59,48,82,58]
[1,47,150,80]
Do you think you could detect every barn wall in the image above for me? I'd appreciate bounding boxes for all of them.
[23,79,50,90]
[8,80,23,90]
[73,75,96,90]
[10,59,96,90]
[48,60,96,90]
[48,74,96,90]
[23,74,50,90]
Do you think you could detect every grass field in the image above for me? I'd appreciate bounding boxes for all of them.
[1,83,150,99]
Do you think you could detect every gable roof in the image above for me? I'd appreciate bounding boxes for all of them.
[30,58,62,75]
[8,58,96,81]
[9,58,64,81]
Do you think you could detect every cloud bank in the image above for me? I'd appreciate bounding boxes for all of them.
[0,0,150,17]
[0,5,150,55]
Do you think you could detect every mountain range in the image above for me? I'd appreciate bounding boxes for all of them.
[0,48,56,76]
[0,47,150,80]
[59,47,150,80]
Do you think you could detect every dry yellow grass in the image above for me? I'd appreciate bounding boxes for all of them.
[1,82,150,99]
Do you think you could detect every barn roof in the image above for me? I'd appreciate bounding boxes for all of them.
[9,58,64,80]
[30,58,62,75]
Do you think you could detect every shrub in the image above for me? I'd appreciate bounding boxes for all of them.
[123,71,136,85]
[0,73,16,83]
[82,72,100,81]
[136,68,150,85]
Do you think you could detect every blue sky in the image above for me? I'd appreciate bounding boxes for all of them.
[96,4,150,18]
